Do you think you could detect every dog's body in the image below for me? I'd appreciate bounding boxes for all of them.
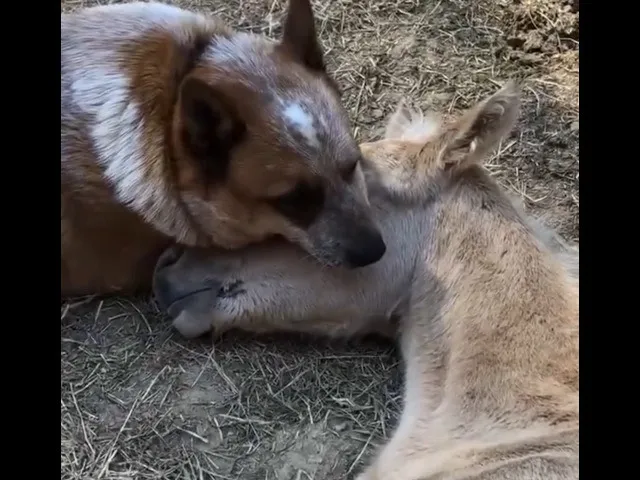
[61,0,385,297]
[154,83,579,479]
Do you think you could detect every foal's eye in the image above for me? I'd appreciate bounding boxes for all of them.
[341,159,359,182]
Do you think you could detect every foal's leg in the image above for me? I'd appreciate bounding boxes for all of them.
[356,293,448,480]
[354,370,443,480]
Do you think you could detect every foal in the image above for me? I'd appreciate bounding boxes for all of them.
[154,82,579,480]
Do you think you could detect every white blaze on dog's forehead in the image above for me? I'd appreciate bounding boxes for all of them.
[281,101,321,149]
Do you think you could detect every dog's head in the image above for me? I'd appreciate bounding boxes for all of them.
[171,0,385,268]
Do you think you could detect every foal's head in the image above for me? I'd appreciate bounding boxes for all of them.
[359,81,520,207]
[361,81,578,286]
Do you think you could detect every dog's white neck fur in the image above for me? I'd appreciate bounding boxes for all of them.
[65,2,212,243]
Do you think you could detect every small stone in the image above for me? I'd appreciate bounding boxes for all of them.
[523,30,544,52]
[389,35,416,59]
[333,421,348,432]
[433,92,453,103]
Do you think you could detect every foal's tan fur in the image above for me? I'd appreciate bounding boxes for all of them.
[352,89,579,480]
[154,82,579,479]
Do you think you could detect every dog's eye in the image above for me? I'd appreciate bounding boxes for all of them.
[274,184,308,206]
[269,182,325,228]
[271,182,323,210]
[341,160,359,182]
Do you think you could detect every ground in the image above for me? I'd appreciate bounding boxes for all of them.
[60,0,579,479]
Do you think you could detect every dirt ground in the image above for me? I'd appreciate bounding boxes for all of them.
[60,0,579,479]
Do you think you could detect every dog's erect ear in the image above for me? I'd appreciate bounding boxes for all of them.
[178,76,246,182]
[280,0,326,72]
[438,81,520,171]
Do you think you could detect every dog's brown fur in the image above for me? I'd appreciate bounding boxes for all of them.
[61,0,385,297]
[154,82,579,479]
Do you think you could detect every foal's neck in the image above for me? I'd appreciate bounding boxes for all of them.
[424,171,578,420]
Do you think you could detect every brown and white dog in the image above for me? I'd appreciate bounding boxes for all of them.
[61,0,386,297]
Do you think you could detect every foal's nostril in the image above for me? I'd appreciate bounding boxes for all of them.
[155,245,184,272]
[153,272,180,312]
[153,246,186,311]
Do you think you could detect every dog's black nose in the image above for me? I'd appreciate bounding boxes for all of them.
[344,231,387,268]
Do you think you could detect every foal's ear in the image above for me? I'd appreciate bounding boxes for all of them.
[439,81,520,171]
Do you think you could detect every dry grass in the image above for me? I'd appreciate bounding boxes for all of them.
[60,0,579,478]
